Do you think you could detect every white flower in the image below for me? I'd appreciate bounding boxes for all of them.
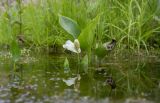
[62,74,81,86]
[63,39,81,53]
[63,77,77,86]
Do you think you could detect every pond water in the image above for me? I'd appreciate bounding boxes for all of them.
[0,50,160,103]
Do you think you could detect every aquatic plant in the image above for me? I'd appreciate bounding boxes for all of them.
[64,57,70,73]
[63,39,81,53]
[59,14,100,52]
[59,14,100,72]
[0,0,160,53]
[0,1,159,102]
[81,54,89,73]
[63,77,77,86]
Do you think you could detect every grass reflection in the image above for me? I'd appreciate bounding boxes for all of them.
[0,53,159,102]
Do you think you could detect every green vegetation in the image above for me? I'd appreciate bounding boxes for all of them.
[0,1,160,102]
[0,0,159,53]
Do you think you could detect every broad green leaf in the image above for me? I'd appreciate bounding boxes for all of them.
[78,14,100,51]
[10,40,21,62]
[95,45,107,58]
[64,57,70,73]
[59,15,81,39]
[81,55,88,73]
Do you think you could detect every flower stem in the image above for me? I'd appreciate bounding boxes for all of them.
[13,62,16,71]
[77,54,80,74]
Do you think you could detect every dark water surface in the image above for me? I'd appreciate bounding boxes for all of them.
[0,51,160,103]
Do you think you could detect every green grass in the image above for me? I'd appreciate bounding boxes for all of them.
[0,0,159,53]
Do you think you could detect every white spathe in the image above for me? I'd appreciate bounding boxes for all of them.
[63,74,81,86]
[63,77,77,86]
[63,39,81,53]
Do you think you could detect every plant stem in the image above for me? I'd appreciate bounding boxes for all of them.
[13,62,16,71]
[17,0,22,34]
[77,53,80,74]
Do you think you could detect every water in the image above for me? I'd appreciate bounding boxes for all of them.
[0,51,160,103]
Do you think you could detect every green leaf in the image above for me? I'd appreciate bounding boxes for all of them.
[59,15,81,39]
[78,14,101,51]
[81,55,88,73]
[95,45,107,58]
[10,40,21,62]
[64,57,70,73]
